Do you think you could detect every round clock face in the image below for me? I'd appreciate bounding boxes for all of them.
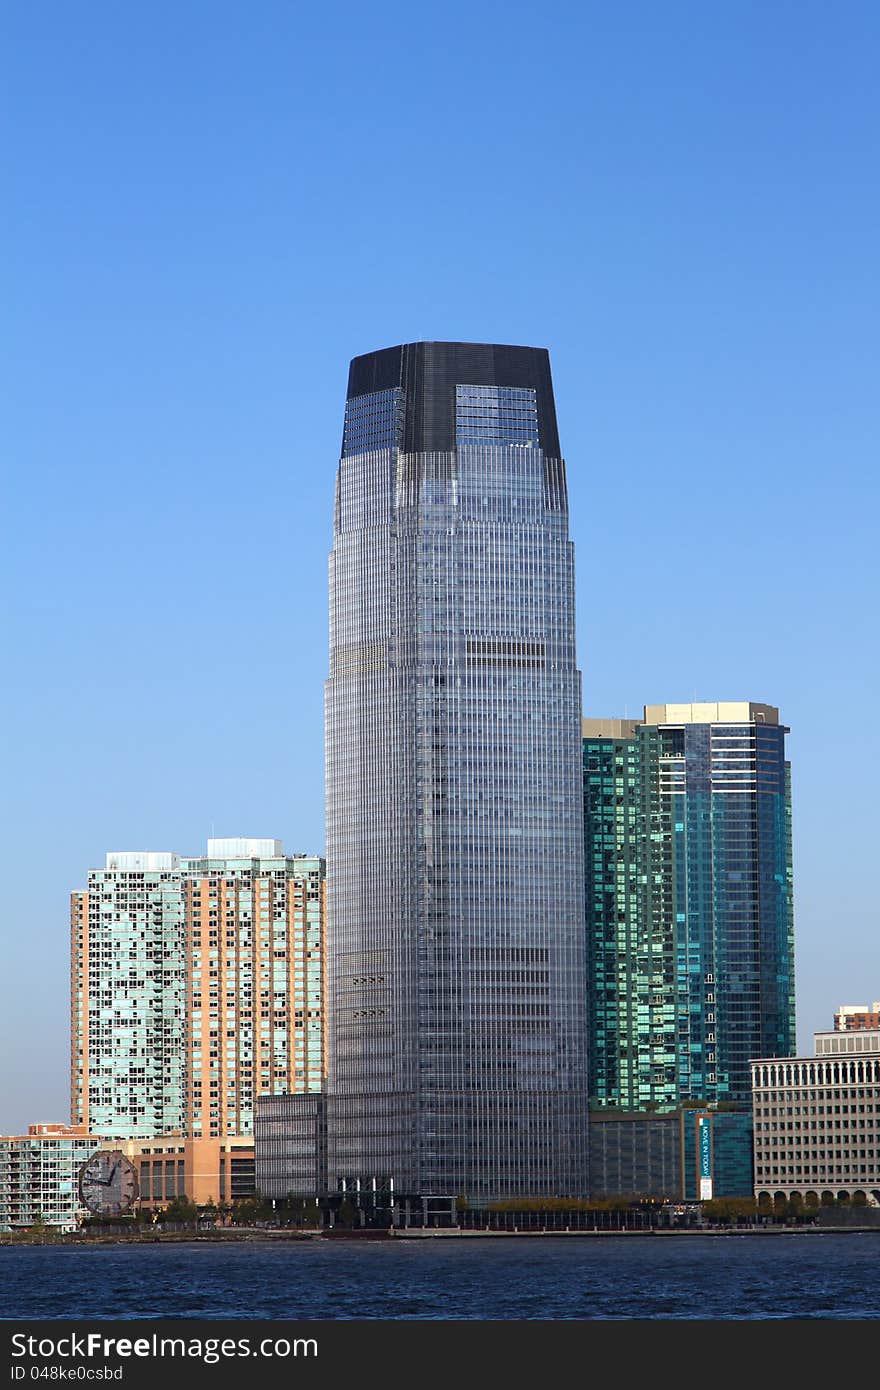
[78,1150,139,1217]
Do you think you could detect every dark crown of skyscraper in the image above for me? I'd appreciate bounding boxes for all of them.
[344,341,562,458]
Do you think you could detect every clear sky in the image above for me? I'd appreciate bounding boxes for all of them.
[2,2,878,1133]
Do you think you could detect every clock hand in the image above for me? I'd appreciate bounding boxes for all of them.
[86,1164,118,1186]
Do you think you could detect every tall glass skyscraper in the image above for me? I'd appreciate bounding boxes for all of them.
[584,702,795,1113]
[325,342,588,1202]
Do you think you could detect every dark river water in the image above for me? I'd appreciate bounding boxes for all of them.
[1,1232,878,1320]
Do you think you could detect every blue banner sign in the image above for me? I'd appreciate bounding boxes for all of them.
[697,1113,713,1199]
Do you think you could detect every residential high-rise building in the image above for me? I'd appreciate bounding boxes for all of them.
[70,852,186,1138]
[180,839,326,1139]
[325,341,588,1202]
[834,1003,880,1032]
[584,702,795,1112]
[71,840,326,1142]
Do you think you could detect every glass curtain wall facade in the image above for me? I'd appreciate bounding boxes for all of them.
[325,342,588,1202]
[585,703,795,1112]
[583,718,675,1111]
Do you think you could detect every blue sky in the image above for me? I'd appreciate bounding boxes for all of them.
[2,2,878,1132]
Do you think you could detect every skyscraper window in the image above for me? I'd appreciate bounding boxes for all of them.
[455,384,539,447]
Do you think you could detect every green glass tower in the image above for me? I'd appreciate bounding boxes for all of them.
[584,702,795,1112]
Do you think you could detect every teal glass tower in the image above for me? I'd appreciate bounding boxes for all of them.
[584,703,795,1112]
[325,342,588,1202]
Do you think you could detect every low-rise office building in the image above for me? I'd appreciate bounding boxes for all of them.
[254,1098,753,1208]
[752,1027,880,1204]
[588,1107,754,1201]
[255,1093,327,1199]
[587,1111,681,1199]
[114,1135,256,1210]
